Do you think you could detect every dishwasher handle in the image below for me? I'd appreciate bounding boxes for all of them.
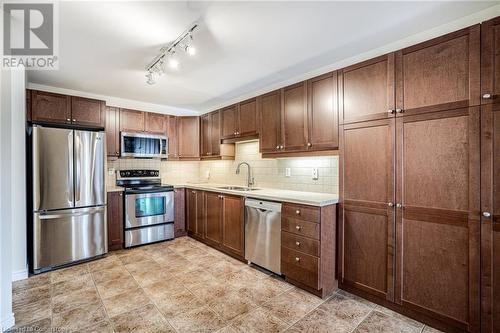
[245,198,281,212]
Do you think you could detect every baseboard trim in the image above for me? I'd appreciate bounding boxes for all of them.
[1,313,15,331]
[12,268,28,282]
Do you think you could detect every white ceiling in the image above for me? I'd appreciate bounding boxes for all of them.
[27,1,498,114]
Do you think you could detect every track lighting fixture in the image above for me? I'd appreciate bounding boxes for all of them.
[145,22,199,84]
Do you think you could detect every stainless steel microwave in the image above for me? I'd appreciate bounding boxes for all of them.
[120,132,168,158]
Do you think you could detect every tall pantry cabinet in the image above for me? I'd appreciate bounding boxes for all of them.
[339,25,483,332]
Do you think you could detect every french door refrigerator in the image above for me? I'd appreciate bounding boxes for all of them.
[31,125,107,273]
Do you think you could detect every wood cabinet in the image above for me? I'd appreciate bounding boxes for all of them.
[282,82,308,152]
[307,72,339,150]
[201,111,224,158]
[119,108,145,132]
[186,189,204,239]
[167,116,179,159]
[338,119,395,302]
[174,188,186,237]
[220,194,245,258]
[281,202,337,298]
[105,106,120,158]
[107,191,123,251]
[395,25,480,115]
[339,54,395,124]
[204,192,223,247]
[177,116,200,159]
[31,90,71,125]
[480,16,500,333]
[258,90,282,153]
[71,96,105,127]
[220,98,258,141]
[145,112,167,134]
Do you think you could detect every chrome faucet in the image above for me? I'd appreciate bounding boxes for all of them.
[236,162,254,188]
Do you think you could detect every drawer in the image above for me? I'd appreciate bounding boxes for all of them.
[282,247,320,290]
[282,217,320,240]
[282,203,320,223]
[282,231,320,257]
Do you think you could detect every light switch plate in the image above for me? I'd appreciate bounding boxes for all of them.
[312,168,319,180]
[107,168,115,176]
[285,168,291,177]
[205,170,210,179]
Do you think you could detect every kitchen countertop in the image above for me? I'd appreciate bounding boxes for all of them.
[172,182,338,207]
[106,183,338,206]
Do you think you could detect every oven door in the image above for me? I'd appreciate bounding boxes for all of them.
[125,191,174,228]
[121,132,168,158]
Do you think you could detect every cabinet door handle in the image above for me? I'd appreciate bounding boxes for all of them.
[280,145,284,149]
[483,211,491,218]
[66,118,71,122]
[295,241,300,246]
[295,210,300,215]
[482,93,492,99]
[295,257,300,262]
[395,109,404,114]
[72,119,76,122]
[387,109,395,114]
[387,202,394,207]
[396,203,403,208]
[295,225,301,230]
[192,191,196,194]
[119,193,122,196]
[307,142,312,147]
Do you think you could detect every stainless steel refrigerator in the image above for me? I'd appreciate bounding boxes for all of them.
[31,125,107,273]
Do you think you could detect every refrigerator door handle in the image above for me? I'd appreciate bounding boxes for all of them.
[39,207,105,219]
[74,133,81,203]
[68,131,74,204]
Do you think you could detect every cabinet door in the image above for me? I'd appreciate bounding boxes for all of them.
[282,82,308,151]
[31,90,71,124]
[307,72,338,150]
[167,116,178,159]
[220,105,238,139]
[186,189,198,235]
[201,114,211,157]
[174,188,186,237]
[105,106,120,157]
[145,112,167,134]
[210,111,221,156]
[339,119,395,302]
[396,25,480,115]
[71,96,105,127]
[258,90,281,153]
[238,98,258,136]
[178,116,200,159]
[395,108,480,332]
[119,108,145,132]
[481,16,500,333]
[221,195,244,258]
[204,192,222,246]
[107,191,123,251]
[339,54,395,124]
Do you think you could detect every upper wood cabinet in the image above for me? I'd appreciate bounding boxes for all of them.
[395,25,480,115]
[258,90,282,153]
[201,111,222,158]
[145,112,167,134]
[166,115,178,159]
[177,116,200,159]
[220,98,258,141]
[71,96,105,127]
[31,90,71,124]
[307,71,339,150]
[480,16,500,332]
[105,106,120,157]
[119,108,145,132]
[339,118,395,302]
[339,54,395,124]
[282,82,308,152]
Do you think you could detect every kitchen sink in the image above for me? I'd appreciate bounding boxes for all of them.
[216,186,260,191]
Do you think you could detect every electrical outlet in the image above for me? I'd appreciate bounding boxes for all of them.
[205,170,210,179]
[312,168,319,180]
[285,168,291,177]
[108,168,115,176]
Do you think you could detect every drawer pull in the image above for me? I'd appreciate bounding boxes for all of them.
[295,241,300,246]
[295,257,300,262]
[295,225,301,231]
[295,210,300,215]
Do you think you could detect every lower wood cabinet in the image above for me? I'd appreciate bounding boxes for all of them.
[174,188,186,237]
[186,189,204,239]
[281,202,337,298]
[107,191,123,251]
[204,192,223,246]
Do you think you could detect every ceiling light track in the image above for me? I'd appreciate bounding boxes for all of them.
[145,22,199,85]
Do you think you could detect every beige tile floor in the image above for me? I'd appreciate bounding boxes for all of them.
[10,237,442,333]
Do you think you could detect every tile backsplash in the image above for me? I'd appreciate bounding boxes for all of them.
[107,140,338,195]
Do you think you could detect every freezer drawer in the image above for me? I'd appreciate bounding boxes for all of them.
[125,223,174,248]
[33,206,107,272]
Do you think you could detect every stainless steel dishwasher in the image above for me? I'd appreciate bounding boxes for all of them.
[245,198,282,274]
